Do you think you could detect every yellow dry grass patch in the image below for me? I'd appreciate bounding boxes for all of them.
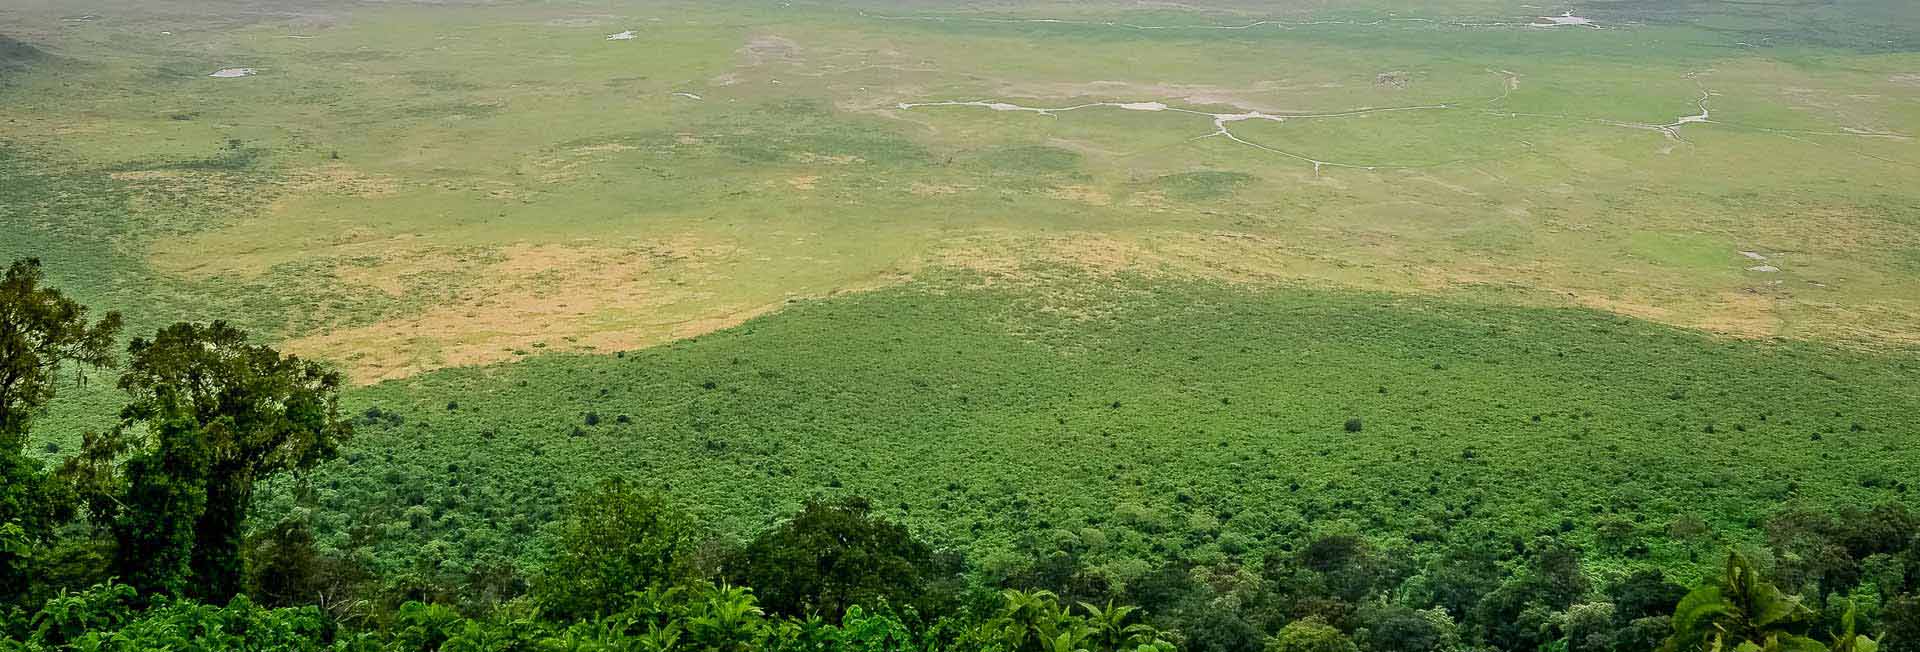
[936,230,1337,288]
[933,232,1149,279]
[117,164,398,201]
[922,230,1920,348]
[287,240,772,383]
[795,152,865,165]
[284,226,1915,382]
[1692,291,1785,338]
[573,143,639,154]
[1807,303,1920,347]
[330,246,489,297]
[284,164,403,198]
[909,182,971,196]
[1046,185,1112,206]
[110,170,214,184]
[1124,190,1173,213]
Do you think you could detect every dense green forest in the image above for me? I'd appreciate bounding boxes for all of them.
[4,257,1919,651]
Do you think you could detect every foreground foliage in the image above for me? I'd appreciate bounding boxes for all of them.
[2,579,1179,652]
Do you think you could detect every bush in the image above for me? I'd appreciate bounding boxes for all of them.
[1562,602,1617,652]
[532,479,699,619]
[1614,616,1672,652]
[726,497,943,621]
[1268,616,1357,652]
[1607,569,1686,625]
[1883,595,1920,652]
[107,595,341,651]
[1343,418,1363,433]
[1354,604,1448,652]
[1183,609,1264,652]
[17,582,138,647]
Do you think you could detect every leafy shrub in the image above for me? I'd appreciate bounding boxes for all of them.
[533,479,700,619]
[1267,616,1355,652]
[727,497,944,621]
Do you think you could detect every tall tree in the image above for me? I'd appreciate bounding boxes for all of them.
[89,321,348,601]
[0,258,123,445]
[0,258,120,606]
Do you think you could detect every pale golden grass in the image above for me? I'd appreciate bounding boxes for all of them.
[930,229,1920,350]
[287,240,768,383]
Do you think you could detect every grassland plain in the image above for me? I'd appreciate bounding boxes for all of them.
[4,0,1920,599]
[3,0,1918,383]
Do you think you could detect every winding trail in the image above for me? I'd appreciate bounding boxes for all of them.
[1487,70,1522,105]
[894,64,1912,172]
[895,98,1459,174]
[849,6,1920,173]
[855,7,1911,170]
[1643,74,1714,141]
[1475,72,1723,145]
[857,9,1609,32]
[1606,86,1714,142]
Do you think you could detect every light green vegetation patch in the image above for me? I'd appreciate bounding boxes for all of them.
[1147,171,1255,201]
[1625,232,1738,272]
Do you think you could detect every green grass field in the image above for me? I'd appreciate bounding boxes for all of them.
[5,0,1920,598]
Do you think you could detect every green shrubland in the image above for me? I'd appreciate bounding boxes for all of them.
[269,270,1917,584]
[10,259,1917,651]
[3,1,1919,648]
